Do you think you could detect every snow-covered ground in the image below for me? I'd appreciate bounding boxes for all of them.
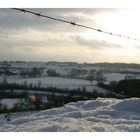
[2,73,140,89]
[1,98,140,132]
[0,99,21,109]
[104,73,140,83]
[2,76,107,93]
[0,111,39,126]
[6,76,90,87]
[104,73,126,82]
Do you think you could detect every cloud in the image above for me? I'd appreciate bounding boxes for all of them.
[0,8,138,63]
[0,27,75,52]
[72,35,122,49]
[136,45,140,49]
[0,8,117,32]
[0,9,94,30]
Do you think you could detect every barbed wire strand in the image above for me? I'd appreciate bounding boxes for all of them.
[12,8,140,42]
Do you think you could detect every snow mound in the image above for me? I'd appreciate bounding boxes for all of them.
[112,98,140,116]
[1,98,140,132]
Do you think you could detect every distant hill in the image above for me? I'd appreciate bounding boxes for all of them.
[0,61,140,69]
[86,62,140,69]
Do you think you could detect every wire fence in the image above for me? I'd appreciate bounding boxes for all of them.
[12,8,140,42]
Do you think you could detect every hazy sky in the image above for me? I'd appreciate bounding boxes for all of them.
[0,8,140,63]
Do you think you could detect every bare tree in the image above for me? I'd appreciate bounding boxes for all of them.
[95,70,106,83]
[87,69,96,85]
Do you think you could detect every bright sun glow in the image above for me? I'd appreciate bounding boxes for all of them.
[85,9,140,42]
[94,9,140,36]
[82,9,140,61]
[109,46,136,57]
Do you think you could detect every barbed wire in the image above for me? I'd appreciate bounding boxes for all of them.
[12,8,140,42]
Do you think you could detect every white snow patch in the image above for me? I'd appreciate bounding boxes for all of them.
[104,73,126,82]
[0,99,20,109]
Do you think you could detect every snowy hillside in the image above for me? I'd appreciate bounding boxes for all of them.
[1,98,140,132]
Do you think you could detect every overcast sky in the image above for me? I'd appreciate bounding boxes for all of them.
[0,8,140,63]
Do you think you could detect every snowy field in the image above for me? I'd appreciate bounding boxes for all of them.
[2,76,107,93]
[0,99,21,109]
[104,73,140,82]
[104,73,126,82]
[6,76,91,87]
[2,73,140,88]
[1,98,140,132]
